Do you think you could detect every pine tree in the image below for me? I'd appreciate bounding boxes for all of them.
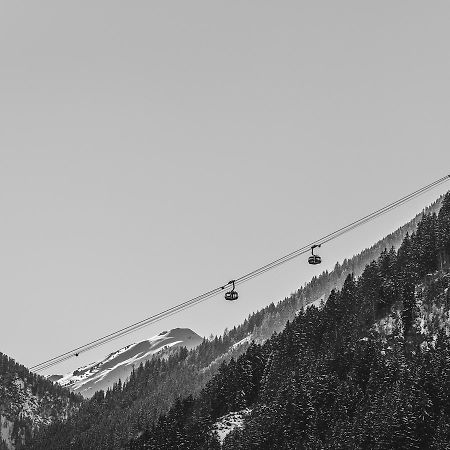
[437,192,450,268]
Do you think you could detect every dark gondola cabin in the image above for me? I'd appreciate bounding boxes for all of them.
[308,245,322,265]
[224,280,238,301]
[225,290,238,301]
[308,254,322,265]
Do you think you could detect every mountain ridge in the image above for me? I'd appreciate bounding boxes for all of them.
[52,328,203,398]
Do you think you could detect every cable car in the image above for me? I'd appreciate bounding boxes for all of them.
[224,280,238,301]
[308,245,322,265]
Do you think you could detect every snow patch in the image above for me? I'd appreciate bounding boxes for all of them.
[13,379,24,390]
[211,408,251,444]
[231,336,252,351]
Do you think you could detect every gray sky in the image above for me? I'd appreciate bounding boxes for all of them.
[1,2,449,375]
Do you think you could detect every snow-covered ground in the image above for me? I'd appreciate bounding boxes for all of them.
[231,335,252,351]
[211,408,252,445]
[53,328,203,397]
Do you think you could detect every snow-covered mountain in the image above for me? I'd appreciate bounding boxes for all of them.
[52,328,203,398]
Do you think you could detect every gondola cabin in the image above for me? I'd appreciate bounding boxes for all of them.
[225,290,238,301]
[224,280,238,301]
[308,254,322,265]
[308,245,322,265]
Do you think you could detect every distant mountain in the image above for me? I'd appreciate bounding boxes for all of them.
[53,328,203,397]
[0,352,81,450]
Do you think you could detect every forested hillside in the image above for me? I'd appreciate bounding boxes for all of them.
[0,353,81,449]
[121,192,450,449]
[27,195,446,449]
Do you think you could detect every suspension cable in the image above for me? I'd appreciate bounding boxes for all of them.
[31,174,450,373]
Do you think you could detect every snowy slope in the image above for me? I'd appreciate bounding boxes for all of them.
[53,328,203,397]
[211,408,252,444]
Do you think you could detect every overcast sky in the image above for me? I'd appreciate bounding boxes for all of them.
[1,2,449,375]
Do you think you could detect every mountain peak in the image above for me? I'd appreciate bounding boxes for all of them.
[55,328,203,397]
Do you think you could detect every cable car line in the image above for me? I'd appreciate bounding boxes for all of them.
[32,290,225,372]
[31,288,223,372]
[233,174,449,287]
[30,174,450,373]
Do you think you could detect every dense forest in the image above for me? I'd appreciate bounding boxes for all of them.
[27,193,450,449]
[0,353,81,449]
[125,193,450,448]
[126,192,450,449]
